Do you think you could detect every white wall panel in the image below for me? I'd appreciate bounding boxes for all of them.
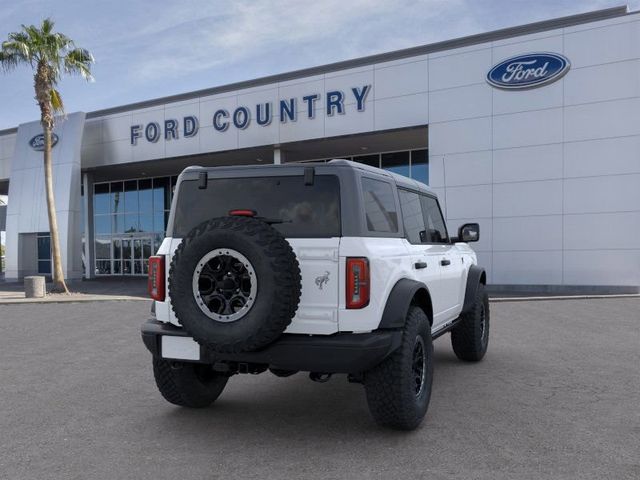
[199,125,238,153]
[564,174,640,214]
[445,184,492,220]
[279,116,325,144]
[373,93,428,131]
[492,80,563,116]
[493,144,563,183]
[493,251,563,284]
[493,215,563,251]
[493,180,562,217]
[492,34,563,60]
[324,69,374,106]
[563,250,640,285]
[564,59,640,106]
[441,150,492,187]
[429,83,492,123]
[564,98,640,142]
[374,60,428,99]
[429,116,491,155]
[429,48,492,91]
[238,118,280,149]
[564,211,640,250]
[102,113,133,143]
[564,135,640,178]
[564,20,640,68]
[493,108,562,150]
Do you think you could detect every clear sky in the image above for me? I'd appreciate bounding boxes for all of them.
[0,0,637,130]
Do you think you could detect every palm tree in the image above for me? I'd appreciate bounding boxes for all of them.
[0,18,93,293]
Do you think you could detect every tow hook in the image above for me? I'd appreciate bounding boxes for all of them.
[309,372,332,383]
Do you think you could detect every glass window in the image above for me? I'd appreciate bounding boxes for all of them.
[153,212,166,233]
[111,182,123,214]
[173,175,341,238]
[353,154,380,168]
[382,151,410,178]
[124,213,139,233]
[112,214,124,234]
[124,180,138,213]
[95,237,111,259]
[153,177,171,211]
[411,150,428,185]
[420,195,448,243]
[398,189,426,244]
[139,213,153,232]
[361,177,398,233]
[95,215,111,235]
[37,235,51,260]
[139,179,153,213]
[96,260,111,275]
[38,260,51,274]
[94,183,110,215]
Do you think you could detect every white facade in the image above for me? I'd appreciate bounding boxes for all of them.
[0,6,639,292]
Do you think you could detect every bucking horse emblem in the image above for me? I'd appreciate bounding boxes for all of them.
[315,271,330,290]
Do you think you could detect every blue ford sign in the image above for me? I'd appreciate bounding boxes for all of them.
[487,53,570,90]
[29,133,59,151]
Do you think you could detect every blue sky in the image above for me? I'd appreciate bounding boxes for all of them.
[0,0,637,130]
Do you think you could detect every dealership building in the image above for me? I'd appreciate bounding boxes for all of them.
[0,5,639,292]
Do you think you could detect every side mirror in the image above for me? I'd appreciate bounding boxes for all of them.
[457,223,480,243]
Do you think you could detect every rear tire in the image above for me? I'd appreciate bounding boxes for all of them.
[364,306,433,430]
[451,283,490,362]
[152,358,228,408]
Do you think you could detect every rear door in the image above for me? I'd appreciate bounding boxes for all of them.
[285,238,340,334]
[169,172,343,334]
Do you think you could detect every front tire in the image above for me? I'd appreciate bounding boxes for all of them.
[451,283,490,361]
[364,306,433,430]
[153,358,229,408]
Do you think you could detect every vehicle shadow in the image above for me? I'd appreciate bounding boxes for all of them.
[143,346,485,442]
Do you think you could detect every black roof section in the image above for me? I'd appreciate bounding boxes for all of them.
[0,5,629,136]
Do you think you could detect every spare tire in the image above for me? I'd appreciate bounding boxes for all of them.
[169,216,301,353]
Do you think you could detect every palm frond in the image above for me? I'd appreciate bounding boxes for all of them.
[50,88,64,113]
[64,47,94,81]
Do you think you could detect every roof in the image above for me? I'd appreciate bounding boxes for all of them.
[0,5,630,136]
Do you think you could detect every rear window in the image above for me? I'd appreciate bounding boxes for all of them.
[361,177,398,233]
[172,175,341,238]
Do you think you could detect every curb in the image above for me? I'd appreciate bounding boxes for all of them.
[489,293,640,303]
[0,296,149,305]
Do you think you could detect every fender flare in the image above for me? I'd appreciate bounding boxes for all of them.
[378,278,433,329]
[461,265,486,314]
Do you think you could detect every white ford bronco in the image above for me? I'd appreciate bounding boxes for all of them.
[142,160,489,430]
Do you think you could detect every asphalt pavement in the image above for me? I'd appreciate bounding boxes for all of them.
[0,298,638,480]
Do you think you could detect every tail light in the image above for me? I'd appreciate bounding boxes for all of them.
[148,256,165,301]
[346,257,370,309]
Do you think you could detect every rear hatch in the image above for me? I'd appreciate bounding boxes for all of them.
[169,172,342,334]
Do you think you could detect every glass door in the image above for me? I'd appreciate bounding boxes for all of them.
[112,236,153,276]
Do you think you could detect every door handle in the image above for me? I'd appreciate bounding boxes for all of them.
[414,261,427,269]
[440,259,451,266]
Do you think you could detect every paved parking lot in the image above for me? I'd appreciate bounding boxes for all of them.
[0,298,638,480]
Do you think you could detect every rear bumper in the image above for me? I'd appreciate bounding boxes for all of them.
[141,319,402,374]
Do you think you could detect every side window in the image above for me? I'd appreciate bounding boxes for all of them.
[398,189,426,244]
[361,178,398,233]
[420,195,449,243]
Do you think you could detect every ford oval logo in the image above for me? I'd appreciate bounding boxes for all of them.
[487,53,570,90]
[29,133,59,151]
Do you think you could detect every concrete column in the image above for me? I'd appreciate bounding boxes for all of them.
[83,172,94,279]
[274,147,282,165]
